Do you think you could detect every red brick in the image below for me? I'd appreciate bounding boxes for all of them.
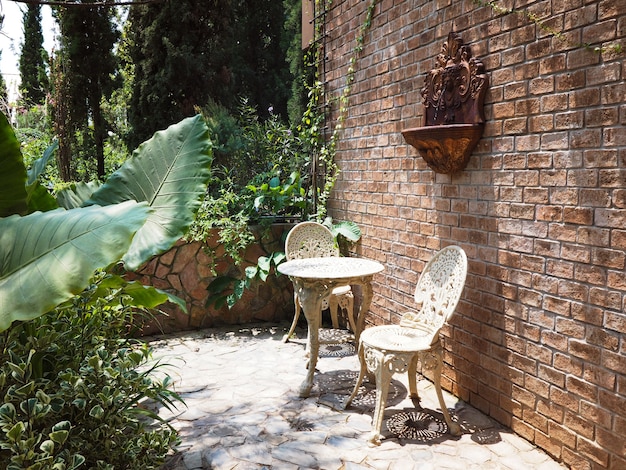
[564,411,596,440]
[548,420,577,449]
[583,364,616,389]
[550,386,580,411]
[554,352,583,375]
[538,364,566,388]
[577,436,610,467]
[562,447,593,470]
[585,107,620,127]
[580,400,612,430]
[567,376,598,401]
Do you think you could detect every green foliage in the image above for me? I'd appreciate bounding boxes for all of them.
[126,0,298,149]
[86,114,213,270]
[52,3,120,180]
[201,99,309,191]
[0,112,212,332]
[19,4,48,106]
[185,172,255,266]
[0,51,7,108]
[303,0,379,220]
[206,251,287,310]
[0,273,182,468]
[247,171,306,219]
[188,101,311,262]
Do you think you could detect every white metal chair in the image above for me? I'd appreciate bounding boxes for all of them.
[346,245,467,445]
[282,221,355,342]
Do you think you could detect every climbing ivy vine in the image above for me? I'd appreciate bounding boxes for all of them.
[301,0,379,219]
[474,0,623,54]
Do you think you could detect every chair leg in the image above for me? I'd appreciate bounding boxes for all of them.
[328,295,340,329]
[369,348,392,446]
[346,341,367,408]
[345,292,356,333]
[282,293,301,342]
[408,353,419,399]
[432,348,461,436]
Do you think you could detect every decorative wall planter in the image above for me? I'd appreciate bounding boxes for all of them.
[402,31,489,174]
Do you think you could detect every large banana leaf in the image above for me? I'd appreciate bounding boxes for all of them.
[0,201,151,331]
[57,181,102,209]
[86,115,212,270]
[0,113,28,217]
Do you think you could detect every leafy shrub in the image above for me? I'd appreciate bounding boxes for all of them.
[188,100,313,267]
[201,99,309,192]
[0,274,181,469]
[0,113,211,468]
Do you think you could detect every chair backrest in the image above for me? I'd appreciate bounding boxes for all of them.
[400,245,468,336]
[285,222,339,260]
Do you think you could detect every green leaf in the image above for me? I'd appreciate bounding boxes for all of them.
[40,439,55,455]
[330,220,362,242]
[271,251,286,265]
[233,279,246,300]
[72,399,86,410]
[244,265,258,280]
[257,256,271,272]
[86,115,213,270]
[121,280,187,313]
[7,422,25,442]
[56,181,102,210]
[27,140,58,186]
[207,276,236,295]
[25,181,58,213]
[0,403,16,420]
[0,112,28,217]
[69,454,86,470]
[25,141,59,212]
[0,201,151,332]
[89,405,104,419]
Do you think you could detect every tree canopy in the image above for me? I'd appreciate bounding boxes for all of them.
[19,4,48,106]
[126,0,296,148]
[52,2,119,179]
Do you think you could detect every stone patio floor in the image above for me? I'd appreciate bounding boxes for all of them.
[147,322,567,470]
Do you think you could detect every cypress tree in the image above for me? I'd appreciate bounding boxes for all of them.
[0,51,8,104]
[53,3,119,180]
[126,0,297,148]
[19,5,48,106]
[126,0,235,148]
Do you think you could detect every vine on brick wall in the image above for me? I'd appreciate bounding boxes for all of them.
[304,0,378,219]
[474,0,623,54]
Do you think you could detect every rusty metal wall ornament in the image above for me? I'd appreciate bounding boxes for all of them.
[421,32,488,126]
[402,31,489,174]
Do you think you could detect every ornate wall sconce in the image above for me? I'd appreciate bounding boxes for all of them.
[402,31,489,174]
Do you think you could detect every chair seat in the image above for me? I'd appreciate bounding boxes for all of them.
[331,285,351,296]
[360,325,435,352]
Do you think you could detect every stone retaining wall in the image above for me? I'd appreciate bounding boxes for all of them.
[127,224,295,335]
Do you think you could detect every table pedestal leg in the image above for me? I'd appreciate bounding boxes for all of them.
[294,279,326,398]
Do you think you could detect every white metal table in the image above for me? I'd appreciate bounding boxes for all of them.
[277,256,384,397]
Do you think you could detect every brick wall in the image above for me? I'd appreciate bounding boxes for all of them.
[322,1,625,468]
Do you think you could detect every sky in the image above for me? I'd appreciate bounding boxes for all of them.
[0,1,56,101]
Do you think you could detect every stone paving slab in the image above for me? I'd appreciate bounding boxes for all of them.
[148,323,566,470]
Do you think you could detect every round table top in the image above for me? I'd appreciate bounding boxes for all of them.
[277,256,384,280]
